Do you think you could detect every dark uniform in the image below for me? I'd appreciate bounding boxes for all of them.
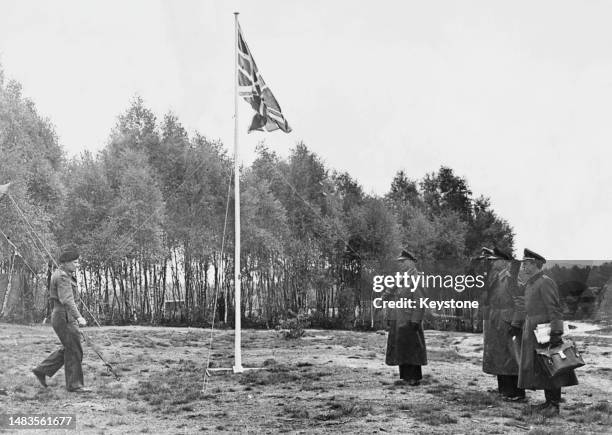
[482,248,525,399]
[513,249,578,414]
[33,263,85,391]
[385,250,427,385]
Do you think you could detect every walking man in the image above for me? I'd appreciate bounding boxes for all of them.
[32,247,91,393]
[385,249,427,386]
[512,249,578,416]
[481,247,525,401]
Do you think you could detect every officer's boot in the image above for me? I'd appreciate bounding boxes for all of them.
[540,402,560,417]
[530,401,550,411]
[538,389,561,417]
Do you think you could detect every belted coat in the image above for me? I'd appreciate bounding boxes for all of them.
[385,284,427,366]
[513,271,578,390]
[482,269,522,375]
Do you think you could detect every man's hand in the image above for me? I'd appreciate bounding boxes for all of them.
[549,331,563,347]
[508,325,522,338]
[77,317,87,327]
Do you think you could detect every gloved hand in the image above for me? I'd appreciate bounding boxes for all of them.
[549,331,563,347]
[77,316,87,327]
[508,325,522,338]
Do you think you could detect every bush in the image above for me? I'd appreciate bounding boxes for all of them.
[307,311,344,329]
[276,314,310,339]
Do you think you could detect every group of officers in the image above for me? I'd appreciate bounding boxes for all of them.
[385,247,578,417]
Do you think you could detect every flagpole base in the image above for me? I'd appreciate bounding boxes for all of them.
[206,366,261,374]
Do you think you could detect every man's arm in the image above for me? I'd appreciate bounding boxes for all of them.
[510,293,525,328]
[540,278,563,333]
[57,274,83,321]
[410,286,426,324]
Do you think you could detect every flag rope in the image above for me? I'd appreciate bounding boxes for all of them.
[202,166,234,392]
[1,197,50,267]
[0,227,39,276]
[9,195,58,268]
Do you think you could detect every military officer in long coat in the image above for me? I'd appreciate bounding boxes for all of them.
[385,249,427,386]
[481,247,526,401]
[512,249,578,417]
[32,247,91,393]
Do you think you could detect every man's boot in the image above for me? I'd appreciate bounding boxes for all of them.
[503,394,526,402]
[31,368,47,388]
[540,402,560,417]
[530,401,550,411]
[539,388,561,416]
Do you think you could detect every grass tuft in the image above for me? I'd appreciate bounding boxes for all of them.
[315,400,373,420]
[450,390,498,407]
[284,404,310,419]
[566,401,612,425]
[419,413,458,426]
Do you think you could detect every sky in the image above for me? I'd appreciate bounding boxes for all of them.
[1,0,610,259]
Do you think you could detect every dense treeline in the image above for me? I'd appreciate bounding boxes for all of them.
[546,262,612,319]
[0,67,515,327]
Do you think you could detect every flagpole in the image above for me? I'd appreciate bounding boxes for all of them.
[233,11,244,374]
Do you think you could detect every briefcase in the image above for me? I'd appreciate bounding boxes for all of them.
[535,340,585,378]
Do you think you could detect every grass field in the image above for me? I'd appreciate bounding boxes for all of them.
[0,322,610,434]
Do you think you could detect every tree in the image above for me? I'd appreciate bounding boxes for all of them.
[465,195,514,256]
[0,67,61,271]
[421,166,473,221]
[387,170,421,208]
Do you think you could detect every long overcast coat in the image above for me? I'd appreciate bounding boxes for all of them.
[514,271,578,390]
[482,269,521,375]
[385,284,427,366]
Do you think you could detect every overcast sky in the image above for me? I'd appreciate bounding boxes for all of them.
[1,0,610,259]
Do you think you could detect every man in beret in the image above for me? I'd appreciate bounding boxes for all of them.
[481,247,525,401]
[32,247,91,393]
[512,249,578,416]
[385,249,427,386]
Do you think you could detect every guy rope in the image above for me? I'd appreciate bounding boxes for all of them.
[0,183,121,380]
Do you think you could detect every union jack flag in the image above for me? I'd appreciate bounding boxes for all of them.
[237,23,292,133]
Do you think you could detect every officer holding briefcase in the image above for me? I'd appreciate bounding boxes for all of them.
[511,249,578,417]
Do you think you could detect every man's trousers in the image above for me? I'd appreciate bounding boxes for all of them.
[34,309,84,391]
[497,374,525,398]
[399,364,422,381]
